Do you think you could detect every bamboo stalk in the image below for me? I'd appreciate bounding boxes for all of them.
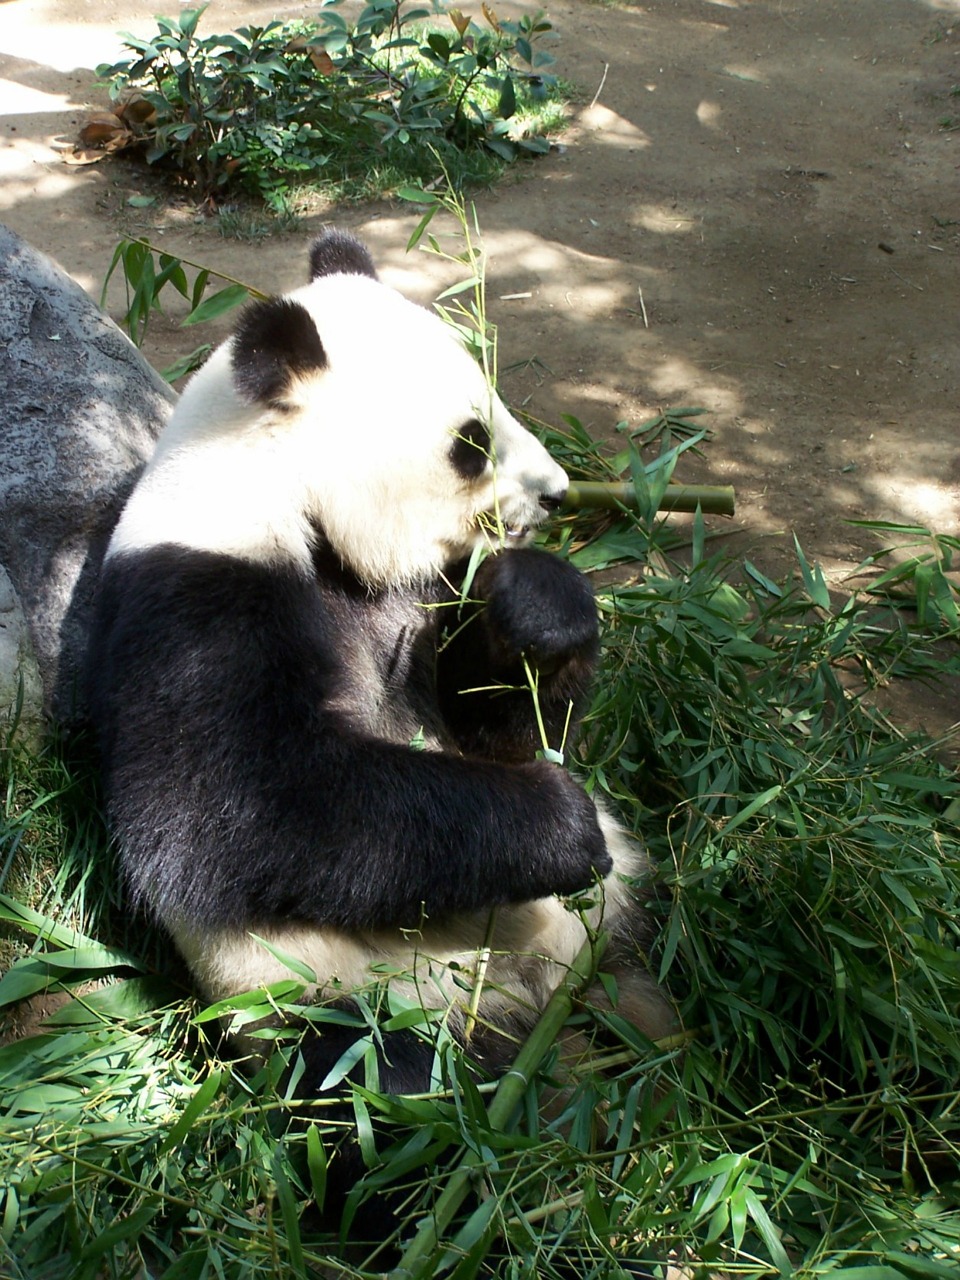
[387,933,603,1280]
[563,480,735,517]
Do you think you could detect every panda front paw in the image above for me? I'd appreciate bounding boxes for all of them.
[529,763,613,894]
[472,549,599,676]
[437,548,601,766]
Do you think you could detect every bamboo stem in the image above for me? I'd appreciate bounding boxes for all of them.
[387,934,603,1280]
[131,237,268,299]
[563,480,735,517]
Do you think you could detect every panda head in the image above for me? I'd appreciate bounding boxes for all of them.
[116,229,569,588]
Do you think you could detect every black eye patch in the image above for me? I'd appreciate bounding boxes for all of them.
[449,419,492,480]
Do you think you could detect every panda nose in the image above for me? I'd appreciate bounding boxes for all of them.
[539,488,566,513]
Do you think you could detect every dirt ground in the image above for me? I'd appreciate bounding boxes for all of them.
[2,0,959,736]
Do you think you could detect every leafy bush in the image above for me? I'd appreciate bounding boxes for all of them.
[95,2,565,206]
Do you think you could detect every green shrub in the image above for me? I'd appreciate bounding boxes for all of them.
[95,2,566,206]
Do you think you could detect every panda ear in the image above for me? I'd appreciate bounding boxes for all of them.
[309,228,378,281]
[231,297,327,407]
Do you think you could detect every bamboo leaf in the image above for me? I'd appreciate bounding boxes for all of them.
[320,1035,371,1091]
[436,275,482,300]
[353,1090,378,1168]
[793,536,831,608]
[715,784,783,837]
[192,979,305,1023]
[0,894,109,949]
[306,1124,327,1212]
[159,1069,223,1154]
[79,1205,159,1261]
[182,283,250,326]
[44,977,175,1025]
[743,1189,792,1276]
[272,1147,307,1279]
[0,1185,20,1246]
[247,932,317,983]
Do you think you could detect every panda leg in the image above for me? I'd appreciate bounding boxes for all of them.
[290,1015,673,1276]
[587,965,680,1045]
[289,1015,439,1245]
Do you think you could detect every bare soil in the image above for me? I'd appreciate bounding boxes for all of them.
[2,0,959,739]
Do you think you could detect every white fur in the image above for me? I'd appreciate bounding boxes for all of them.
[170,808,643,1032]
[107,274,567,586]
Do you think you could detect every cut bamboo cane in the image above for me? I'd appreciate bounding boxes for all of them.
[563,480,735,517]
[387,934,603,1280]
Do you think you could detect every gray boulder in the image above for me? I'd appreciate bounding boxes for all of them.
[0,224,174,736]
[0,565,42,737]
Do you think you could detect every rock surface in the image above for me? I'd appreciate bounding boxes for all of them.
[0,565,42,741]
[0,223,174,733]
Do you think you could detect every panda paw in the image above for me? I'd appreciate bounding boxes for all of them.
[472,549,599,675]
[530,764,613,892]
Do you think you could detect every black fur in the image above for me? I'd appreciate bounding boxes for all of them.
[231,298,326,406]
[448,418,492,480]
[309,228,378,281]
[87,544,610,934]
[438,549,601,764]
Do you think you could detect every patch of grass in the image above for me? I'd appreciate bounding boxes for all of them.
[0,741,112,965]
[3,461,960,1276]
[217,201,302,242]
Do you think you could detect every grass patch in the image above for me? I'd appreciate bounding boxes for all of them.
[3,428,960,1275]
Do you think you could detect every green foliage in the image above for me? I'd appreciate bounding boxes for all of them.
[848,522,960,630]
[591,528,960,1095]
[95,2,565,205]
[3,477,960,1275]
[101,237,259,377]
[399,183,499,378]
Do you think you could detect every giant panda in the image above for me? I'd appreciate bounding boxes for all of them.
[87,228,673,1218]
